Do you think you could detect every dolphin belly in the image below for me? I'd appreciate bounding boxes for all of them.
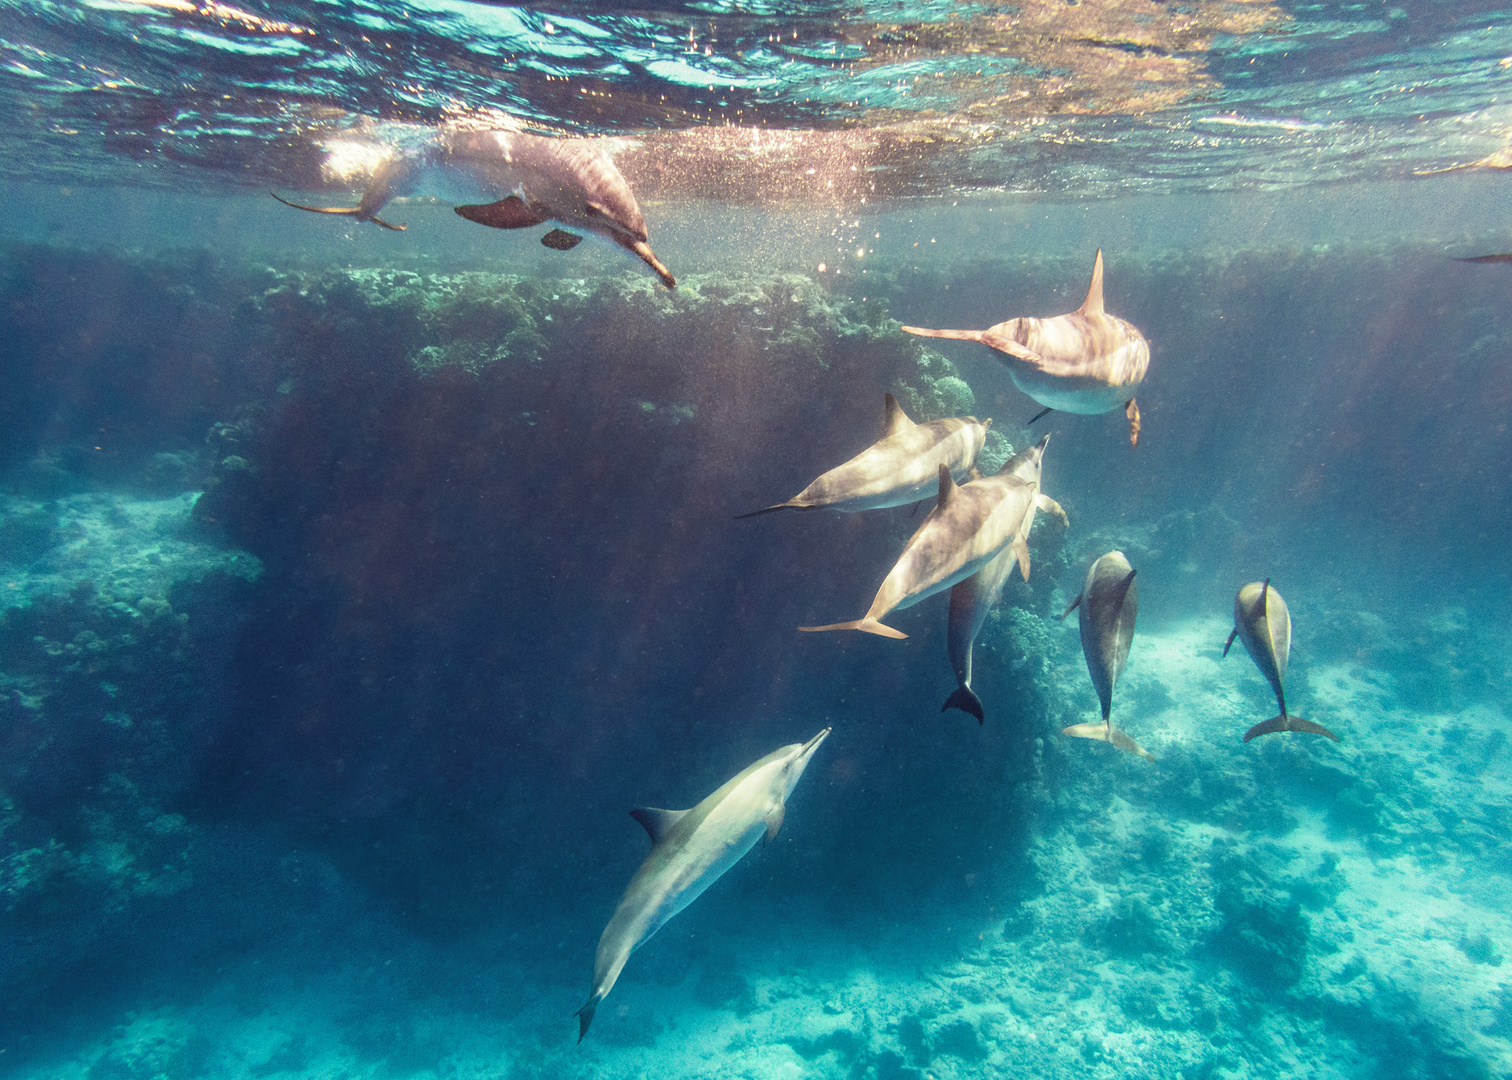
[1007,367,1140,415]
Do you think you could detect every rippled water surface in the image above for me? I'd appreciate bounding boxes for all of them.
[6,0,1512,198]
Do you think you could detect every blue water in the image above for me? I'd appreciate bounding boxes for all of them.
[1,2,1512,1079]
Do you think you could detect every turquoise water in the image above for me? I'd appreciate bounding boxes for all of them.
[2,2,1512,1079]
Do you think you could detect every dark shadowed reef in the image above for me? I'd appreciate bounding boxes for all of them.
[0,238,1508,1079]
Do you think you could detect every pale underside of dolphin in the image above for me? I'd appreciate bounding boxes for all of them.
[901,249,1149,447]
[800,463,1037,640]
[1224,578,1340,743]
[272,127,676,289]
[739,394,989,518]
[576,727,830,1042]
[1059,550,1154,761]
[942,434,1068,722]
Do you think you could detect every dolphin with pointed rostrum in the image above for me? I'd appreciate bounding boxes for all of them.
[1060,550,1154,761]
[575,727,830,1041]
[799,463,1039,640]
[1224,579,1339,743]
[901,250,1148,447]
[739,394,989,518]
[273,127,675,288]
[941,433,1067,722]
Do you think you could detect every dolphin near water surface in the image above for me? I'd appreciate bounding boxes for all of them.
[739,394,989,518]
[576,727,830,1041]
[1060,550,1154,761]
[941,433,1067,722]
[901,250,1149,447]
[272,127,675,288]
[800,463,1038,639]
[1224,579,1340,743]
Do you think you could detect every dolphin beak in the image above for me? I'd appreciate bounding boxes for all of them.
[617,235,676,289]
[1037,432,1052,450]
[798,727,832,760]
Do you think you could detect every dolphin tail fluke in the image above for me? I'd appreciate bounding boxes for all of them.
[575,993,602,1042]
[799,618,907,639]
[900,325,989,344]
[942,685,985,723]
[1243,714,1341,743]
[1062,722,1156,762]
[270,192,406,231]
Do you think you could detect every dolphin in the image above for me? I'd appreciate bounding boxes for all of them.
[1224,579,1340,743]
[1059,550,1153,761]
[800,463,1038,639]
[739,394,989,518]
[272,127,676,288]
[941,433,1068,722]
[900,250,1149,447]
[576,727,830,1041]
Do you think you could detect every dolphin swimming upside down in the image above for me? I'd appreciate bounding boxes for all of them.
[273,126,675,288]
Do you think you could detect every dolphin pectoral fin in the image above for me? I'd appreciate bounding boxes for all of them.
[541,228,584,250]
[882,393,916,438]
[1036,494,1068,527]
[1062,722,1155,762]
[799,619,908,639]
[1028,406,1054,425]
[1243,714,1341,743]
[271,192,407,231]
[630,807,688,844]
[1125,398,1141,448]
[942,685,985,723]
[1454,253,1512,263]
[1222,628,1238,657]
[576,992,603,1042]
[1059,593,1082,621]
[764,801,785,844]
[1012,536,1031,582]
[455,195,551,229]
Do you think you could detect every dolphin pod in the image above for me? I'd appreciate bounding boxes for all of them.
[800,463,1039,639]
[900,250,1149,447]
[1225,579,1341,743]
[941,433,1068,722]
[739,394,989,518]
[576,727,830,1041]
[273,127,676,289]
[1059,550,1154,761]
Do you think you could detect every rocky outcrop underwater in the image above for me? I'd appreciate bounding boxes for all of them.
[0,240,1508,1079]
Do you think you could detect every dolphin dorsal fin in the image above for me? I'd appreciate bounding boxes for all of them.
[936,463,957,508]
[630,807,687,844]
[883,393,916,438]
[1078,249,1105,317]
[1110,567,1137,611]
